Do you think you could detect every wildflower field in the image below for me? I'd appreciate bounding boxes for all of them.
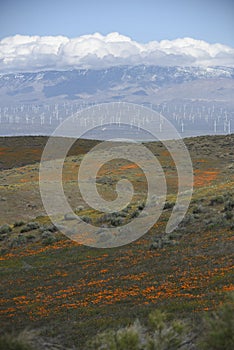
[0,134,233,349]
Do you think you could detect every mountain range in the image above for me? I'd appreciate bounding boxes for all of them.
[0,65,234,106]
[0,65,234,137]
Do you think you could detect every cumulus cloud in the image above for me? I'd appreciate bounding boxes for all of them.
[0,32,233,73]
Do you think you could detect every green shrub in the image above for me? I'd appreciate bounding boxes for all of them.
[148,309,167,331]
[131,210,140,218]
[0,224,12,234]
[26,222,40,230]
[9,235,27,248]
[118,211,128,218]
[193,205,204,214]
[0,329,37,350]
[206,214,230,229]
[224,200,234,212]
[87,310,188,350]
[122,206,129,213]
[98,212,126,225]
[80,216,92,224]
[39,223,57,233]
[199,294,234,350]
[115,321,142,350]
[26,234,36,241]
[138,202,145,211]
[13,221,25,228]
[86,320,143,350]
[20,227,30,233]
[20,222,39,233]
[111,217,124,227]
[147,310,186,350]
[181,213,194,226]
[209,196,224,206]
[41,230,60,245]
[225,211,233,220]
[42,236,57,245]
[87,329,116,349]
[163,201,175,210]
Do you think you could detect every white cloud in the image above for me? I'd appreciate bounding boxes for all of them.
[0,33,233,73]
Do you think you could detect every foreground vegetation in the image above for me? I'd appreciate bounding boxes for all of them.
[1,295,233,349]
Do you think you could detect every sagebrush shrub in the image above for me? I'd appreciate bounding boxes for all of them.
[0,224,12,234]
[86,310,187,350]
[199,294,234,350]
[20,222,39,233]
[0,329,37,350]
[163,201,175,210]
[13,221,25,228]
[86,320,143,350]
[224,199,234,212]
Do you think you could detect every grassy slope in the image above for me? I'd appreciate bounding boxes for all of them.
[0,134,233,348]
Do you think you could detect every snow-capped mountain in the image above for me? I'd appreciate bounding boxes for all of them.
[0,65,234,106]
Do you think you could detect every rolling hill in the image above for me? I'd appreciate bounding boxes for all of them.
[0,134,233,349]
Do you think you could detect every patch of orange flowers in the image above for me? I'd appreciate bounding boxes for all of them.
[194,169,219,187]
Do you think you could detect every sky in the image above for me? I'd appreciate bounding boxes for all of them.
[1,0,234,45]
[0,0,233,72]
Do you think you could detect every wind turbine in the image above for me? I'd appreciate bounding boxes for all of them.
[181,120,184,133]
[214,120,217,133]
